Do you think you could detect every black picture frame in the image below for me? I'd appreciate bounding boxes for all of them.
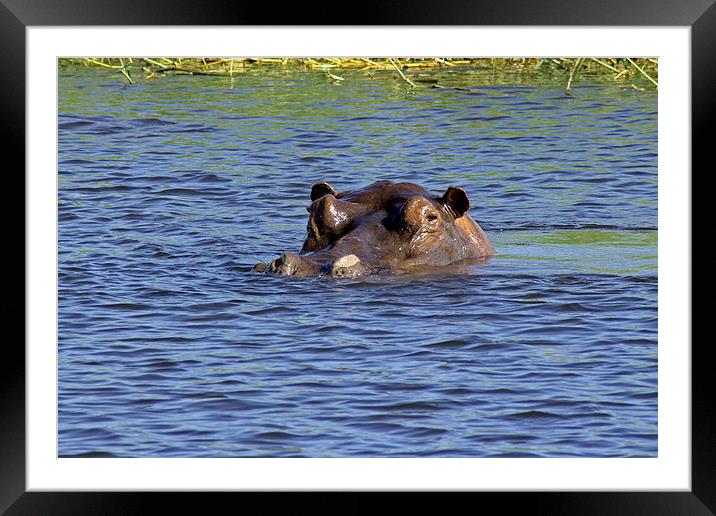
[6,0,715,514]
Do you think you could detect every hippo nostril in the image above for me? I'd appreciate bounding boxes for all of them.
[326,254,364,278]
[333,254,360,268]
[270,252,303,275]
[426,213,438,222]
[282,252,301,266]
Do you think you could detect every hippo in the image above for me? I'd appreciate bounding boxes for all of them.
[256,180,495,277]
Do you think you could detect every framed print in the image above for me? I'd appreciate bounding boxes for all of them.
[8,0,715,513]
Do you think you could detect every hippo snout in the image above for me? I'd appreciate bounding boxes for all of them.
[258,252,366,278]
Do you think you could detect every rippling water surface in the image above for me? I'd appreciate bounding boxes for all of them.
[58,66,657,457]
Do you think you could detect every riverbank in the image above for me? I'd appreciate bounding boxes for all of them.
[59,57,658,93]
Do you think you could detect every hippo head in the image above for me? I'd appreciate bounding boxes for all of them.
[258,180,495,277]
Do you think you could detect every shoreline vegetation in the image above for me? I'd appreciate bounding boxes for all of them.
[60,57,658,94]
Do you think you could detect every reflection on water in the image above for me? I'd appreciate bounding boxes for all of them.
[58,66,657,457]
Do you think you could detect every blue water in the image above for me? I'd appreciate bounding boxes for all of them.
[58,65,657,457]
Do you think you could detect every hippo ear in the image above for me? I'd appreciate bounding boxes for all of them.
[311,181,338,201]
[441,187,470,218]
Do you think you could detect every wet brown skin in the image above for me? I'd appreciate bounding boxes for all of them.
[258,180,495,277]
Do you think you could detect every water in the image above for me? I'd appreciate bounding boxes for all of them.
[58,65,657,457]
